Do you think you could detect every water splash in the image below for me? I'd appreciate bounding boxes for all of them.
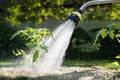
[23,20,75,73]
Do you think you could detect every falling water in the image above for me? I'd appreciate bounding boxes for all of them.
[23,20,75,72]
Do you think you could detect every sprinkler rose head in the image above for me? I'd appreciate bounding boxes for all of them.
[67,9,82,25]
[67,14,79,25]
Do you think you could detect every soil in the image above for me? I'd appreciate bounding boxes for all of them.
[0,66,120,80]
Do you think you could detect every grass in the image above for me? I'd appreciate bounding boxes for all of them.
[0,60,19,67]
[63,59,120,69]
[0,61,13,67]
[0,59,120,69]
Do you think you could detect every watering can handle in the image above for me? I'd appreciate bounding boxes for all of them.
[80,0,120,13]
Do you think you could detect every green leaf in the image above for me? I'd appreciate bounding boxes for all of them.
[116,34,120,43]
[112,61,120,66]
[26,42,37,47]
[109,30,115,40]
[32,50,39,62]
[10,31,23,40]
[13,49,25,56]
[100,29,107,39]
[41,45,48,52]
[92,30,101,45]
[116,54,120,59]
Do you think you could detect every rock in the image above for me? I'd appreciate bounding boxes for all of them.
[78,77,93,80]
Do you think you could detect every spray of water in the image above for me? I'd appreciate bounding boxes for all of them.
[23,20,75,73]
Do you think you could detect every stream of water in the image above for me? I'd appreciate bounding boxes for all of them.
[23,20,75,73]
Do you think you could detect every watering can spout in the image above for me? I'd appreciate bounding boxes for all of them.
[67,9,82,25]
[67,0,120,25]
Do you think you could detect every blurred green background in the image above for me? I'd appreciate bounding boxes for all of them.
[0,0,120,66]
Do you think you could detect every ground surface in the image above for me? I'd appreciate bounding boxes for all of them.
[0,66,120,80]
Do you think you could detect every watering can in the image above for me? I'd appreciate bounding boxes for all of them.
[68,0,120,25]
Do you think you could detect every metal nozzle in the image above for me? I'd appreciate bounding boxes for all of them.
[67,0,120,25]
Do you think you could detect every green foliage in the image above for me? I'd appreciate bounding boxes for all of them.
[66,2,120,60]
[5,5,22,26]
[41,45,48,52]
[33,50,39,62]
[72,38,100,53]
[93,22,120,44]
[13,49,25,56]
[94,22,120,65]
[0,21,16,60]
[0,0,76,26]
[0,0,84,60]
[11,28,52,62]
[32,44,48,62]
[83,3,120,20]
[106,3,120,20]
[11,28,51,47]
[66,27,101,60]
[112,61,120,67]
[116,55,120,59]
[0,0,119,62]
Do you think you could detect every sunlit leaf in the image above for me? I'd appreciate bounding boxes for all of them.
[41,45,48,52]
[28,7,31,10]
[116,34,120,43]
[109,30,115,40]
[93,30,101,45]
[13,49,25,56]
[37,2,41,7]
[33,50,39,62]
[112,61,120,66]
[25,16,28,20]
[116,55,120,58]
[100,29,107,39]
[26,42,37,47]
[10,31,20,40]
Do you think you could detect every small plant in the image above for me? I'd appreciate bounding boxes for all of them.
[93,22,120,45]
[93,22,120,67]
[11,27,52,62]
